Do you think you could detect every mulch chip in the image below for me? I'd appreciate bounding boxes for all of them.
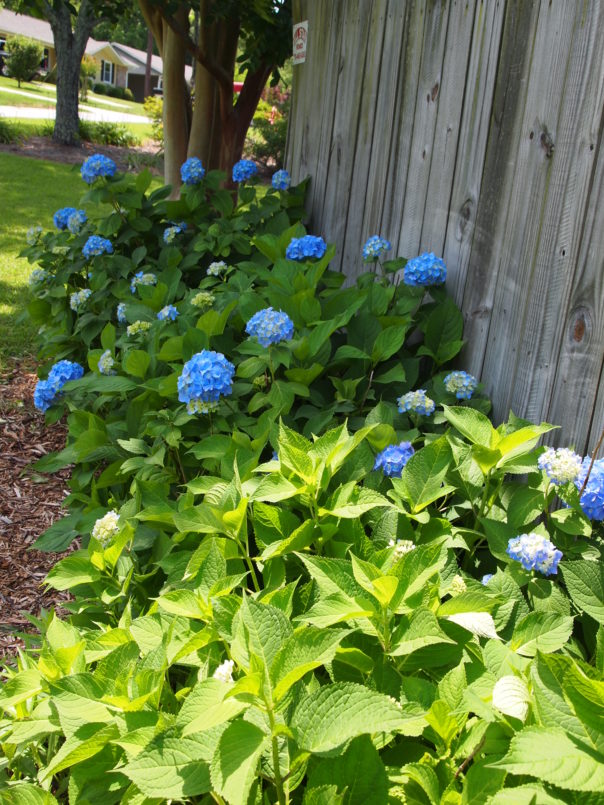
[0,361,73,660]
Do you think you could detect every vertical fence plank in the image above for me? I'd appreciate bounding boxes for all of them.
[286,0,604,452]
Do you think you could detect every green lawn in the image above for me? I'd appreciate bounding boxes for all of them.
[0,152,163,370]
[0,154,88,369]
[0,76,148,116]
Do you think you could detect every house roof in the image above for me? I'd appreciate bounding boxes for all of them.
[0,8,54,47]
[0,8,194,80]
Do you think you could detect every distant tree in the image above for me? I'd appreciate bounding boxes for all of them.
[93,4,151,52]
[79,54,96,100]
[6,0,127,145]
[138,0,292,188]
[5,34,43,87]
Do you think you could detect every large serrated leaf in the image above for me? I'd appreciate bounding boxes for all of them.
[210,719,267,805]
[292,682,406,752]
[179,678,248,736]
[560,560,604,624]
[0,785,59,804]
[122,731,214,798]
[489,726,604,791]
[511,612,573,656]
[397,437,453,512]
[307,735,388,803]
[442,405,498,449]
[270,627,350,701]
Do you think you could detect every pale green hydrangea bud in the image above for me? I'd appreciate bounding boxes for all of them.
[450,574,467,596]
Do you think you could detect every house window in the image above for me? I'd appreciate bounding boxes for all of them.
[101,60,114,84]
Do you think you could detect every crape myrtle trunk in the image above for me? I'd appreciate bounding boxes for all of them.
[139,0,274,189]
[47,0,97,146]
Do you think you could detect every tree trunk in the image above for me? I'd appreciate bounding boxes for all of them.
[48,0,96,146]
[162,5,191,190]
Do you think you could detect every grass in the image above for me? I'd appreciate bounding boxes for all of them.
[0,154,89,370]
[0,152,163,371]
[0,76,148,116]
[0,89,55,107]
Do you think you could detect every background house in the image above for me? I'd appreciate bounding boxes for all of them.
[0,8,191,101]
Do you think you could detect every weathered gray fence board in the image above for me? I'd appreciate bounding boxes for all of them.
[417,0,477,254]
[505,2,604,435]
[458,0,538,380]
[286,0,604,452]
[443,0,506,299]
[479,1,581,418]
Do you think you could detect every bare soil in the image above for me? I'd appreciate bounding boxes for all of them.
[0,135,162,173]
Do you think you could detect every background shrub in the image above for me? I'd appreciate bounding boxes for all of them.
[4,34,43,87]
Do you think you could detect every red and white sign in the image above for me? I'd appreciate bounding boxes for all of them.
[293,21,308,65]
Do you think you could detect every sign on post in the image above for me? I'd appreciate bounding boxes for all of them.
[293,21,308,64]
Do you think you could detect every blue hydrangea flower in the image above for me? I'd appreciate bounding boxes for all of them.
[232,159,257,182]
[507,533,562,576]
[362,235,391,262]
[180,157,205,185]
[163,222,186,244]
[67,210,87,234]
[117,303,127,324]
[26,225,43,245]
[83,235,113,258]
[177,350,235,415]
[81,153,117,184]
[130,272,157,294]
[34,360,84,412]
[575,457,604,520]
[538,447,582,486]
[398,389,435,416]
[53,207,78,230]
[29,268,48,286]
[70,288,92,310]
[272,169,291,190]
[98,350,116,375]
[285,235,327,261]
[481,573,494,585]
[404,252,447,286]
[245,307,294,347]
[444,370,478,400]
[157,304,179,322]
[373,441,415,477]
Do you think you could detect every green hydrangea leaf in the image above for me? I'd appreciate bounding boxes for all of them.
[292,682,406,752]
[210,719,267,805]
[489,726,604,791]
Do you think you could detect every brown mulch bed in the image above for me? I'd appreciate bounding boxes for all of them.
[0,136,162,173]
[0,361,72,659]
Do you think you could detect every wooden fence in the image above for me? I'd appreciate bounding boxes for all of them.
[286,0,604,453]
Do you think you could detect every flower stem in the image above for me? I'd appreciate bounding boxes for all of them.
[579,423,604,496]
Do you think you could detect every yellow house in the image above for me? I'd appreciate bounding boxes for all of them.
[0,8,187,101]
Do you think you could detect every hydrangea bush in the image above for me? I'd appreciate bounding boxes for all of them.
[4,156,602,804]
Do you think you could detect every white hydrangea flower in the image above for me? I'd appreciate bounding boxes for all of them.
[91,510,120,546]
[207,260,227,276]
[213,659,234,684]
[388,538,415,559]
